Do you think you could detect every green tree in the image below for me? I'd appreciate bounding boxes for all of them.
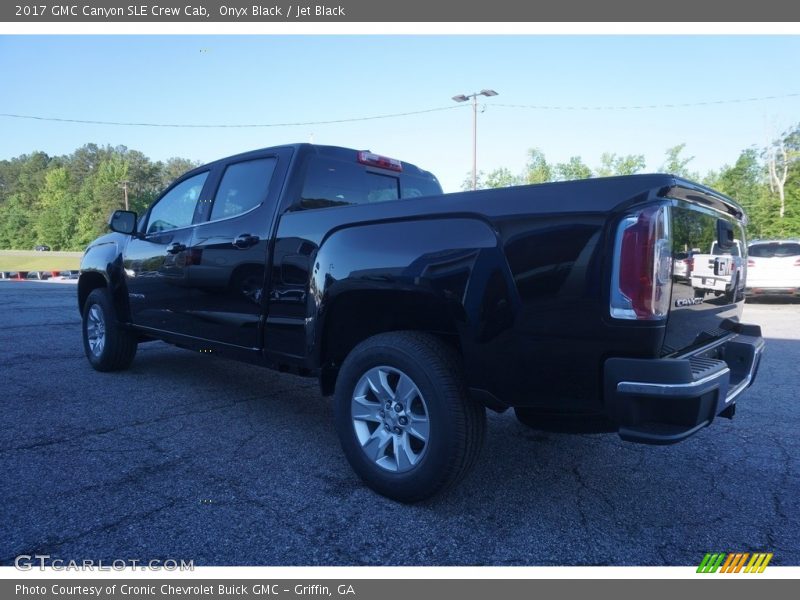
[0,194,37,249]
[484,167,522,188]
[125,148,178,214]
[159,157,199,188]
[36,167,75,250]
[0,144,205,250]
[65,144,115,198]
[523,148,552,184]
[712,148,770,239]
[596,152,646,177]
[4,140,800,250]
[660,143,699,180]
[553,156,592,181]
[768,124,800,236]
[0,152,52,249]
[75,156,130,247]
[460,170,485,191]
[701,169,721,189]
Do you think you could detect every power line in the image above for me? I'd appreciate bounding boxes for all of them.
[0,92,797,129]
[0,105,467,129]
[494,92,800,111]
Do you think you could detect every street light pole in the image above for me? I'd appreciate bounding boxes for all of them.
[471,93,477,191]
[452,89,498,191]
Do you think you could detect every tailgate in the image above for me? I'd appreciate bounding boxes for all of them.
[663,190,747,357]
[691,255,717,278]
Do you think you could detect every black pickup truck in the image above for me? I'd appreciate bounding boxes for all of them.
[79,144,764,502]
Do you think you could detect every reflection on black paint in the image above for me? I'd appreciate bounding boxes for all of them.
[504,224,600,301]
[666,203,746,356]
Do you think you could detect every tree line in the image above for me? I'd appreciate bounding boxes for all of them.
[0,144,198,251]
[0,128,798,251]
[465,123,800,240]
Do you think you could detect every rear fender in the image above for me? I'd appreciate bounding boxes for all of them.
[311,217,515,376]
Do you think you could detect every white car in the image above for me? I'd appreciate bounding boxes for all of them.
[746,240,800,298]
[673,249,700,281]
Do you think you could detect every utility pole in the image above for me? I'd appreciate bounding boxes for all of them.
[119,180,130,211]
[452,89,499,190]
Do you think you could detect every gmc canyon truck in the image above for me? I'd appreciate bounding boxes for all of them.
[78,144,764,502]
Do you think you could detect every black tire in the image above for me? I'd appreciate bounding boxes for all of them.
[333,331,486,503]
[82,288,137,372]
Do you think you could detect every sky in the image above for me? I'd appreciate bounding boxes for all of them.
[0,35,799,192]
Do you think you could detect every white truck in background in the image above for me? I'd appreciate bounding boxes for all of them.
[691,239,745,300]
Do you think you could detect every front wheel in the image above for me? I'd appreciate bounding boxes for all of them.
[82,288,137,372]
[333,331,486,503]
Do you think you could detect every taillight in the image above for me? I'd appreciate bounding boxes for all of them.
[794,258,800,267]
[748,259,756,267]
[687,257,694,271]
[610,204,671,320]
[357,151,402,172]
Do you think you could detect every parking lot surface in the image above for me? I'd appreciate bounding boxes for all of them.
[1,281,798,565]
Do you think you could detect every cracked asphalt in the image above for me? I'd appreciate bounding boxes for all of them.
[1,281,798,566]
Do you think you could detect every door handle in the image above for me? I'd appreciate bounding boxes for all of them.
[233,234,259,249]
[166,242,186,254]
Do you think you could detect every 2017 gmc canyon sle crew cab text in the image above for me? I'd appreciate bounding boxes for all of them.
[78,144,764,502]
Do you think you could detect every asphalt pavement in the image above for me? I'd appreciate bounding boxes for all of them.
[1,281,798,566]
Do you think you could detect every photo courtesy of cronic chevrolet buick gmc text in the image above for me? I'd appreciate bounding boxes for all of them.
[78,144,764,502]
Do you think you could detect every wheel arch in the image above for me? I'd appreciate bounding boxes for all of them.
[317,289,463,396]
[79,236,132,320]
[78,268,132,323]
[78,270,108,313]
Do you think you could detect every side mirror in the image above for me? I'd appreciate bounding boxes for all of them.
[109,210,138,235]
[716,219,735,250]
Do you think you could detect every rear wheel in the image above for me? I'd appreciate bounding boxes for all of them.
[82,288,137,371]
[333,331,486,503]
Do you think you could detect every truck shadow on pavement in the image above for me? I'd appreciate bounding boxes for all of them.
[3,333,796,566]
[96,334,798,566]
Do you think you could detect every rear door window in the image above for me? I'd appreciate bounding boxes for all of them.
[210,158,277,221]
